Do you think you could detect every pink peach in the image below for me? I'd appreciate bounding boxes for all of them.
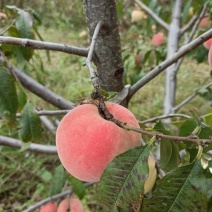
[39,202,57,212]
[203,38,212,49]
[56,102,141,182]
[57,197,84,212]
[199,16,211,28]
[152,32,164,46]
[208,44,212,69]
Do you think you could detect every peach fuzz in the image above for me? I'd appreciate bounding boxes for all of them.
[57,197,84,212]
[209,45,212,69]
[203,38,212,49]
[39,202,57,212]
[152,32,164,46]
[56,102,141,182]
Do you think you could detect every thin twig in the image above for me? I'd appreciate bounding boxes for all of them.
[134,0,169,31]
[128,29,212,99]
[0,136,57,154]
[23,182,94,212]
[9,64,74,109]
[0,36,88,57]
[180,15,198,35]
[173,81,212,112]
[85,21,103,90]
[40,116,56,135]
[121,124,212,145]
[170,3,208,96]
[139,113,190,124]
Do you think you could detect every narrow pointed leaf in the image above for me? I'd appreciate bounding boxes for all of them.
[0,66,18,122]
[97,145,151,211]
[49,165,66,196]
[154,122,180,171]
[142,160,207,212]
[69,176,86,199]
[19,103,42,142]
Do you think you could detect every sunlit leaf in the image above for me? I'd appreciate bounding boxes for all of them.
[97,145,151,211]
[141,160,207,211]
[19,103,42,142]
[0,66,18,122]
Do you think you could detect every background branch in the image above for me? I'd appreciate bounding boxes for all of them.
[128,29,212,100]
[134,0,169,31]
[0,36,88,57]
[173,81,212,112]
[0,136,57,154]
[6,63,74,110]
[140,113,190,124]
[40,116,56,135]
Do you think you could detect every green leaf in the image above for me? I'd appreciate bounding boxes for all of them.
[19,103,42,142]
[154,121,172,135]
[49,165,66,196]
[141,160,207,212]
[6,6,34,60]
[97,145,151,211]
[160,139,180,171]
[17,88,27,112]
[204,108,212,127]
[179,118,197,137]
[69,176,86,199]
[154,122,180,171]
[0,66,18,122]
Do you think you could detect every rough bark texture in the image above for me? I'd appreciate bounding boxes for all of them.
[83,0,124,92]
[163,0,183,115]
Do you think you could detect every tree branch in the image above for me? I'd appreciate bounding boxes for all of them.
[4,61,74,110]
[23,183,94,212]
[0,36,88,57]
[85,21,103,90]
[140,113,190,124]
[121,124,212,145]
[134,0,169,31]
[173,81,212,112]
[128,29,212,100]
[180,15,198,35]
[40,116,56,135]
[0,136,57,154]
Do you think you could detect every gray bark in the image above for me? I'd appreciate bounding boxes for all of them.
[83,0,124,92]
[163,0,183,115]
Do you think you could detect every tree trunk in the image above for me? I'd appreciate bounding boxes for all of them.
[83,0,124,92]
[163,0,183,116]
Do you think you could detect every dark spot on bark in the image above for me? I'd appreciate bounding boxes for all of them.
[114,67,124,77]
[100,23,109,35]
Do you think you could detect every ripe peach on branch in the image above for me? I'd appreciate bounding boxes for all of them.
[56,102,141,182]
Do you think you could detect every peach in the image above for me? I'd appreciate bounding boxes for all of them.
[152,32,164,46]
[39,202,57,212]
[131,10,147,23]
[198,16,211,28]
[144,156,157,194]
[56,102,141,182]
[208,44,212,69]
[203,38,212,49]
[57,197,84,212]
